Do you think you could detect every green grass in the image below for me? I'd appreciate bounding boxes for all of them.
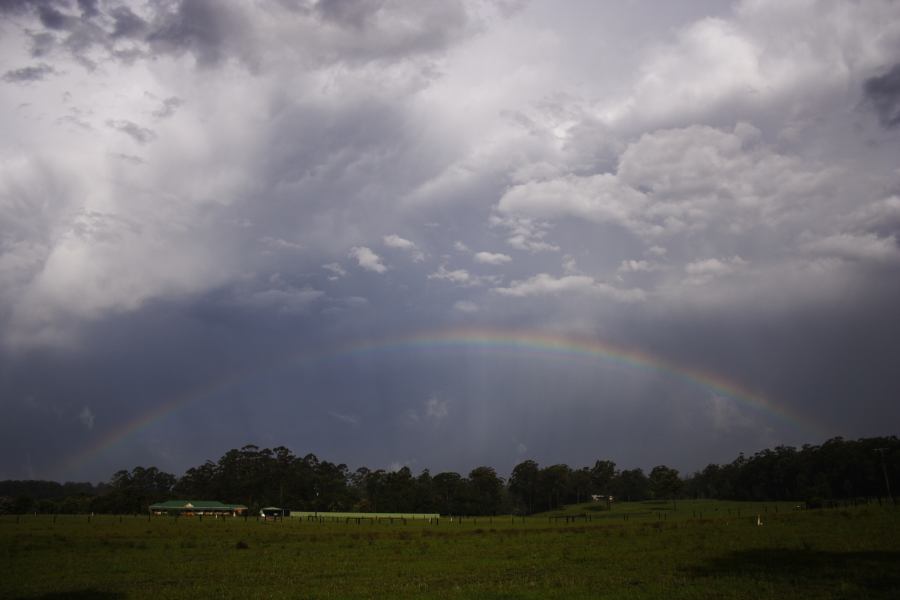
[541,498,802,520]
[291,511,440,520]
[1,502,898,599]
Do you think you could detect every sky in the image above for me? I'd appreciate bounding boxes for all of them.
[2,0,900,484]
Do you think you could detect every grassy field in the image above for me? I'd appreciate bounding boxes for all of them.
[2,500,898,599]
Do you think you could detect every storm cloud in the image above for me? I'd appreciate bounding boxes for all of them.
[1,0,900,482]
[864,64,900,128]
[2,62,55,83]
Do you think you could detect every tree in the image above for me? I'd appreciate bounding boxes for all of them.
[590,460,616,494]
[95,466,176,513]
[175,461,218,499]
[468,466,505,515]
[361,469,386,512]
[538,464,571,511]
[432,472,464,515]
[508,460,540,514]
[413,469,437,513]
[612,468,650,501]
[569,468,592,504]
[380,467,416,512]
[649,465,682,508]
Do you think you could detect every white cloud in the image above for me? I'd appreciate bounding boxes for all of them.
[595,2,900,131]
[322,262,347,279]
[383,234,425,262]
[342,296,370,308]
[853,196,900,230]
[498,172,647,231]
[429,266,470,284]
[78,406,94,430]
[328,411,360,427]
[616,18,764,124]
[349,246,388,273]
[261,236,303,252]
[684,256,748,284]
[321,295,371,316]
[6,205,237,347]
[493,273,645,303]
[1,0,899,482]
[387,461,414,473]
[489,214,559,253]
[618,259,661,274]
[707,393,758,434]
[498,123,833,241]
[424,395,449,421]
[803,233,900,264]
[404,394,450,426]
[562,254,580,275]
[383,234,415,250]
[243,286,325,313]
[428,265,495,287]
[453,300,479,312]
[473,251,512,265]
[2,0,898,351]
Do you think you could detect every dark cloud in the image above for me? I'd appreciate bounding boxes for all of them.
[152,96,183,119]
[3,1,135,66]
[2,0,235,68]
[0,0,43,14]
[76,0,98,18]
[28,31,56,57]
[864,64,900,128]
[1,0,478,72]
[2,1,900,482]
[106,119,156,144]
[111,153,144,165]
[2,62,55,83]
[56,113,92,130]
[11,261,897,481]
[109,5,146,39]
[146,0,247,67]
[314,0,381,29]
[36,2,68,29]
[313,0,470,63]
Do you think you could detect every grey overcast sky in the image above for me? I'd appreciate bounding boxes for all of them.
[2,0,900,483]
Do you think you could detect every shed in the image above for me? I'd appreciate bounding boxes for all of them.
[149,500,248,517]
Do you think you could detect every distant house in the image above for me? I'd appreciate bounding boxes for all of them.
[149,500,248,517]
[260,506,289,519]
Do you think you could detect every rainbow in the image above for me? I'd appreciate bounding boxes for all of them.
[53,369,254,480]
[337,328,817,428]
[56,327,825,478]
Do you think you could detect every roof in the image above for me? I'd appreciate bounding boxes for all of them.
[149,500,248,510]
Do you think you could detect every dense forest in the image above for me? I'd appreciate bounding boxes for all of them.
[1,436,897,515]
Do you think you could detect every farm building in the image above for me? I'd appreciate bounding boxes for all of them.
[260,507,289,519]
[149,500,248,517]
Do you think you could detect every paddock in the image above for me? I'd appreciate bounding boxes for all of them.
[290,511,440,523]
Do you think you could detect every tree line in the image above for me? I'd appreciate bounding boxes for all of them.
[682,436,899,505]
[1,435,896,515]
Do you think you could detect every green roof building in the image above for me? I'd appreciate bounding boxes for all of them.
[149,500,248,516]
